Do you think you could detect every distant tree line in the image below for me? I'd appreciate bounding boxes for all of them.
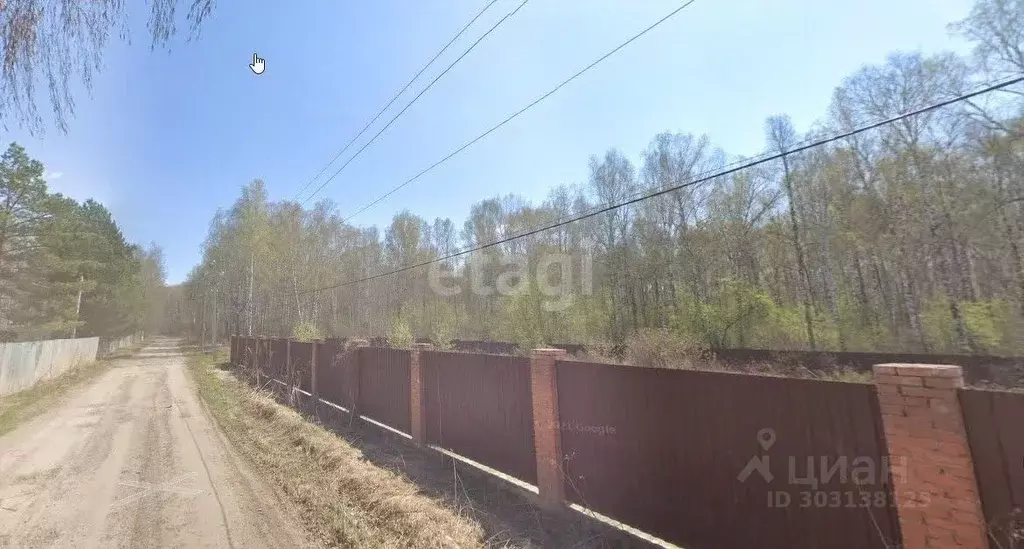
[172,0,1024,356]
[0,143,166,341]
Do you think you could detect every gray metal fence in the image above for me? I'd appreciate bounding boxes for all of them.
[0,333,142,396]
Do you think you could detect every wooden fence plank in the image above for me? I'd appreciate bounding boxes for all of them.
[556,360,896,549]
[961,388,1024,546]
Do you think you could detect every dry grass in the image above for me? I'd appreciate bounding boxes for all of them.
[564,331,873,383]
[185,349,489,549]
[0,346,140,436]
[968,380,1024,393]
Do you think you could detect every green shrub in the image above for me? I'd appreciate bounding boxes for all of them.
[625,328,712,370]
[388,317,414,348]
[426,302,459,351]
[291,321,321,342]
[962,299,1012,353]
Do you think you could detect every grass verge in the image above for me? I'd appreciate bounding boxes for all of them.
[0,346,139,436]
[184,348,488,549]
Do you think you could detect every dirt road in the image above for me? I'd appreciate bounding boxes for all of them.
[0,338,312,548]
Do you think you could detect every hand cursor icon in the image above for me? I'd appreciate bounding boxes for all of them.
[250,53,265,75]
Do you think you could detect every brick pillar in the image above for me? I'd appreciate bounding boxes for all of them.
[873,364,988,549]
[410,343,433,444]
[345,339,368,417]
[531,348,567,508]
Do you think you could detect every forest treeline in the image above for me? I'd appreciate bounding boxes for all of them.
[171,0,1024,356]
[0,143,166,341]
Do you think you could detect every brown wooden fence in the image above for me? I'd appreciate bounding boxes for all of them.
[290,341,313,392]
[317,340,352,409]
[359,347,411,433]
[259,338,272,377]
[230,336,1024,549]
[244,337,255,368]
[269,338,287,380]
[556,360,899,549]
[421,351,537,485]
[960,388,1024,546]
[239,337,250,368]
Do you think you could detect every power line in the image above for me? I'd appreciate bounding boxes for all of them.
[338,0,700,223]
[300,0,531,204]
[290,0,501,199]
[290,0,501,197]
[299,74,1024,295]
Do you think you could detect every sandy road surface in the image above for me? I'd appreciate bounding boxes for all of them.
[0,338,312,548]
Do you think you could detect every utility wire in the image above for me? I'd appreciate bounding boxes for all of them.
[299,74,1024,295]
[338,0,700,222]
[301,0,531,204]
[293,0,502,200]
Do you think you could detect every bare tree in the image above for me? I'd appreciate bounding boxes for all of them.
[766,114,818,350]
[1,0,216,133]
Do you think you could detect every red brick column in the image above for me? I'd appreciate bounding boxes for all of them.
[873,363,988,549]
[344,339,368,416]
[531,348,567,508]
[410,343,433,444]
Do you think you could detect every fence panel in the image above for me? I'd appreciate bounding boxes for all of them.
[359,347,411,433]
[960,388,1024,546]
[290,341,313,392]
[248,338,257,369]
[241,338,251,368]
[0,337,101,396]
[317,341,349,408]
[556,360,898,549]
[423,351,537,485]
[268,339,287,381]
[263,339,273,377]
[257,339,264,373]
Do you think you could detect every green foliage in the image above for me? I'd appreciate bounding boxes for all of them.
[761,303,811,349]
[291,321,321,342]
[497,283,545,350]
[962,300,1014,353]
[0,142,162,341]
[625,328,710,369]
[671,278,774,348]
[388,317,414,348]
[922,295,958,353]
[173,3,1024,357]
[425,302,459,351]
[920,295,1021,354]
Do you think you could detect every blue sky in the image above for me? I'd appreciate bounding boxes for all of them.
[7,0,974,284]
